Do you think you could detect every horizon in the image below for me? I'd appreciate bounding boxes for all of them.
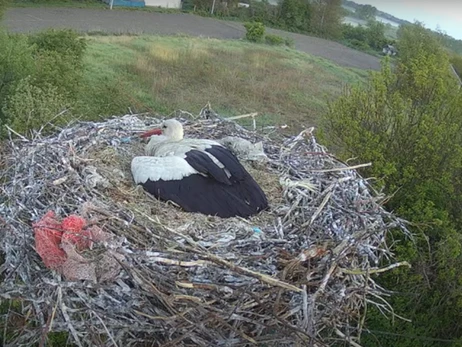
[352,0,462,40]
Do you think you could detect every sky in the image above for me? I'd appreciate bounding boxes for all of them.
[353,0,462,40]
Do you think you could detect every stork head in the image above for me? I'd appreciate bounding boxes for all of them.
[140,119,184,141]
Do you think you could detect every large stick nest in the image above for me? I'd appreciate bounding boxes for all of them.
[0,110,409,346]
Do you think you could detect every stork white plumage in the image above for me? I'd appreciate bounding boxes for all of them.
[131,119,269,218]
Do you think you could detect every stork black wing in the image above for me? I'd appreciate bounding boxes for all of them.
[183,149,232,185]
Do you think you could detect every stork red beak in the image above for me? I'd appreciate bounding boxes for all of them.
[140,128,163,138]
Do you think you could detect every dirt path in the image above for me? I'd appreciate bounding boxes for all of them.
[4,7,381,70]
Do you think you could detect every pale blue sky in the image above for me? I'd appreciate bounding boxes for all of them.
[354,0,462,40]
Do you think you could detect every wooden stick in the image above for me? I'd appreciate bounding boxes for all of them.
[340,261,411,275]
[196,250,303,293]
[226,112,259,120]
[308,162,372,173]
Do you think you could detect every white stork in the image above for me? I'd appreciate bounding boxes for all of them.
[131,119,269,218]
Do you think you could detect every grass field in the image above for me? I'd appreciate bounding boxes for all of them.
[79,35,368,129]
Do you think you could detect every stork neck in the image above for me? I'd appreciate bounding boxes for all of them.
[169,134,183,141]
[169,129,183,141]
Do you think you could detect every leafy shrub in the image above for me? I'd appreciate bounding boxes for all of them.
[2,77,71,135]
[279,0,311,32]
[0,29,86,137]
[366,21,387,50]
[450,54,462,80]
[342,24,368,43]
[284,36,295,47]
[321,23,462,346]
[0,31,35,126]
[264,34,294,47]
[244,22,265,42]
[29,29,87,63]
[346,38,370,51]
[0,0,9,19]
[33,49,84,99]
[342,21,389,53]
[248,0,280,26]
[264,34,284,45]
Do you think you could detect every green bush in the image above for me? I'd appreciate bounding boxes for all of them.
[0,0,9,19]
[342,22,389,53]
[284,36,295,47]
[346,38,370,51]
[0,29,86,137]
[2,77,71,135]
[264,34,284,45]
[321,23,462,346]
[0,31,35,126]
[342,24,369,43]
[244,21,265,42]
[29,29,87,63]
[33,49,84,99]
[264,34,293,47]
[248,0,280,26]
[450,54,462,80]
[279,0,311,32]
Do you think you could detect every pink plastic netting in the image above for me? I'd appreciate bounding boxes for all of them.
[33,211,123,282]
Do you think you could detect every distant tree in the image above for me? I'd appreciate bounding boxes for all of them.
[310,0,342,39]
[340,6,353,18]
[355,4,377,20]
[192,0,212,12]
[341,20,388,53]
[365,20,387,50]
[279,0,311,32]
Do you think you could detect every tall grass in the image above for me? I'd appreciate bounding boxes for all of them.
[80,35,368,128]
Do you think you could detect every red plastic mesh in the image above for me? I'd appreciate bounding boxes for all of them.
[61,215,92,250]
[33,211,66,269]
[33,212,94,270]
[33,211,119,282]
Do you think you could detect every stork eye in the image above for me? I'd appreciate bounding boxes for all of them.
[162,125,167,129]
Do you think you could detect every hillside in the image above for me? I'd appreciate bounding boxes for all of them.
[342,0,411,26]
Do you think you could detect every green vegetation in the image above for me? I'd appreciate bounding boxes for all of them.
[279,0,310,32]
[195,0,345,40]
[10,0,462,59]
[193,0,393,55]
[321,22,462,346]
[354,3,376,20]
[0,32,366,137]
[243,21,265,42]
[80,35,366,128]
[309,0,342,39]
[0,0,9,16]
[451,54,462,79]
[265,33,286,46]
[243,22,293,47]
[0,29,86,136]
[342,20,393,54]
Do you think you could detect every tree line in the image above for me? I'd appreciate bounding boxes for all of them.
[187,0,393,53]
